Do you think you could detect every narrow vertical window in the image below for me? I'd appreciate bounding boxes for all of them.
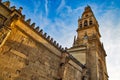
[84,20,88,26]
[80,22,82,28]
[89,18,93,25]
[89,20,92,25]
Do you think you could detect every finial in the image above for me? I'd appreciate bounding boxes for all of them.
[61,48,64,51]
[65,47,67,50]
[43,33,47,38]
[31,23,35,28]
[47,35,50,40]
[35,26,39,31]
[53,41,56,45]
[26,19,31,24]
[50,38,53,42]
[73,35,76,46]
[39,29,43,34]
[85,5,91,11]
[59,45,62,49]
[18,7,23,13]
[10,6,16,10]
[22,15,25,20]
[3,0,10,7]
[56,43,59,47]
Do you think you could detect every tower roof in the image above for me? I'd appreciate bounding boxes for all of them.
[82,5,93,18]
[85,5,92,12]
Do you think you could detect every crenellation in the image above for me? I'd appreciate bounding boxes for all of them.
[53,40,56,45]
[59,45,62,49]
[21,15,25,20]
[61,48,64,51]
[10,6,16,11]
[26,19,31,25]
[0,1,108,80]
[46,35,50,40]
[39,29,43,35]
[18,7,23,13]
[2,1,10,8]
[50,38,53,43]
[43,32,47,38]
[35,26,39,31]
[56,43,59,47]
[31,23,35,28]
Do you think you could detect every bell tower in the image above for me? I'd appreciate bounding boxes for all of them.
[67,6,108,80]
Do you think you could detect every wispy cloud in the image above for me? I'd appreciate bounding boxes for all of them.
[9,1,120,80]
[45,0,48,16]
[32,0,41,14]
[98,7,120,80]
[57,0,65,13]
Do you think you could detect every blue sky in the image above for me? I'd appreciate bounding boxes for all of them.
[2,0,120,80]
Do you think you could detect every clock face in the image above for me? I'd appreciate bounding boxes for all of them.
[84,35,88,39]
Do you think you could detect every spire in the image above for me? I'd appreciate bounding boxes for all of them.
[82,5,93,18]
[73,36,76,46]
[85,5,91,12]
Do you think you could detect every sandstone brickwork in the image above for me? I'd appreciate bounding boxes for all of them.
[0,1,108,80]
[0,1,86,80]
[68,6,109,80]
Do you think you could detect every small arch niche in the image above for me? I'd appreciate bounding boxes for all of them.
[84,20,88,27]
[89,18,93,25]
[79,22,82,28]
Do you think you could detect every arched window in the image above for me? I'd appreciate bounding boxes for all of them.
[84,20,88,27]
[89,20,92,25]
[79,22,82,28]
[89,18,93,25]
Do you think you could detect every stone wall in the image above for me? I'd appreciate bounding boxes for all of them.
[0,25,61,80]
[0,1,85,80]
[63,62,82,80]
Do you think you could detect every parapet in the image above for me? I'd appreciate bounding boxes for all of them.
[0,0,66,52]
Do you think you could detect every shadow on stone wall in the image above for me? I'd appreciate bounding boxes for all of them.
[0,39,60,80]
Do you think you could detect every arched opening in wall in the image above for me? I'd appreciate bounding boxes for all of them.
[79,22,82,28]
[98,60,103,80]
[89,20,92,25]
[89,18,93,25]
[84,20,88,27]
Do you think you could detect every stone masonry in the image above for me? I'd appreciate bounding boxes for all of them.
[0,1,108,80]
